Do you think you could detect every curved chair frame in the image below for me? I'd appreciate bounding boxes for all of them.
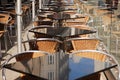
[1,50,49,80]
[70,50,120,80]
[66,37,101,41]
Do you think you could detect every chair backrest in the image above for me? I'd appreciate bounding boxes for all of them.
[71,38,100,51]
[7,50,47,62]
[0,13,12,35]
[15,51,46,61]
[64,21,85,26]
[36,39,60,53]
[23,38,62,54]
[64,15,89,26]
[64,24,92,30]
[1,50,48,80]
[71,50,120,80]
[74,50,106,61]
[0,13,12,24]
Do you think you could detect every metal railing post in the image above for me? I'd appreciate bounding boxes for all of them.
[16,0,22,53]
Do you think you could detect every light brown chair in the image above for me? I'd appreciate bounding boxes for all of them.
[23,38,62,54]
[74,50,106,62]
[63,11,77,15]
[64,24,92,30]
[36,39,61,53]
[2,50,48,80]
[16,51,47,80]
[64,15,89,26]
[64,38,100,52]
[71,50,120,80]
[0,13,12,53]
[15,51,46,61]
[0,13,12,24]
[72,38,99,50]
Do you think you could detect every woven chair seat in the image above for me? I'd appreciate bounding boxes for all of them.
[64,24,92,30]
[0,13,11,24]
[16,51,46,61]
[64,38,100,52]
[72,39,99,50]
[23,38,62,54]
[75,51,106,62]
[64,15,89,25]
[36,40,59,53]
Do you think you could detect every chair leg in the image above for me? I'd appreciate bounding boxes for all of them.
[7,31,13,46]
[2,68,6,80]
[4,32,8,53]
[4,31,12,53]
[9,26,13,37]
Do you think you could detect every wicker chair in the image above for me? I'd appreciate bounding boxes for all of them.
[63,11,77,15]
[64,24,92,30]
[0,13,12,53]
[64,15,89,26]
[70,50,120,80]
[22,38,62,54]
[2,50,48,80]
[64,38,100,52]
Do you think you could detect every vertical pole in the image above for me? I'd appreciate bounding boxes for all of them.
[71,28,75,35]
[32,0,35,21]
[39,0,42,10]
[32,0,35,27]
[16,0,22,53]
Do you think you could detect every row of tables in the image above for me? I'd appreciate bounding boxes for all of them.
[2,0,118,80]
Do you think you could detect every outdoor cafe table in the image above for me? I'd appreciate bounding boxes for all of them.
[29,26,96,40]
[3,53,117,80]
